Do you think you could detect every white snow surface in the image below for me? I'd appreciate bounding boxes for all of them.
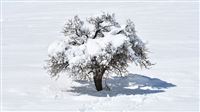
[2,2,199,112]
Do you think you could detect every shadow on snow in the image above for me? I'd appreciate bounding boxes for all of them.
[66,73,176,97]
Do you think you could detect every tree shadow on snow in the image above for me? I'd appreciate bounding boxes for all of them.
[66,73,176,97]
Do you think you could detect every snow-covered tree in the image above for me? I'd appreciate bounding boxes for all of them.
[45,13,153,91]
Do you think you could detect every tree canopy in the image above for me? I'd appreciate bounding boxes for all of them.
[45,12,153,91]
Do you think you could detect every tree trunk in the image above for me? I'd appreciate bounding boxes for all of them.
[93,75,103,91]
[93,67,106,91]
[93,69,105,91]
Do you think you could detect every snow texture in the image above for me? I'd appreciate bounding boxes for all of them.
[48,30,129,67]
[2,2,199,112]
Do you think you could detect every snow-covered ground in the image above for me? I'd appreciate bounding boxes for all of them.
[1,1,199,111]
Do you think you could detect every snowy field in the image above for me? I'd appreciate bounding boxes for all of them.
[1,1,199,111]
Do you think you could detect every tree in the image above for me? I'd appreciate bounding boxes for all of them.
[45,13,153,91]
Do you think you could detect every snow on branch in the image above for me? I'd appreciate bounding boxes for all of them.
[45,12,153,82]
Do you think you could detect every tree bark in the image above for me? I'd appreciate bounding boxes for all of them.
[93,75,103,91]
[93,69,105,91]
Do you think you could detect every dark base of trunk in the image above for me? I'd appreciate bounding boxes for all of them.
[94,76,103,91]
